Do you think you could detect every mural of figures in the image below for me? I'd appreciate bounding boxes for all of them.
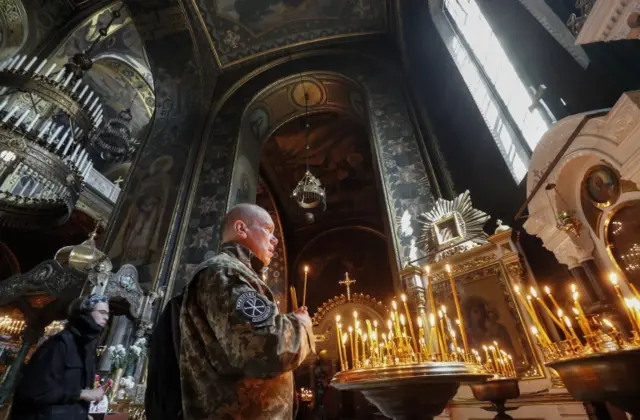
[110,155,173,285]
[230,155,257,208]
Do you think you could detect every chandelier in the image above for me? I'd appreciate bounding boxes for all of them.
[0,7,123,229]
[91,107,138,163]
[290,81,326,220]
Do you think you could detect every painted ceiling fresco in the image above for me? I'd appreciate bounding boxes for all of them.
[260,112,383,229]
[194,0,387,67]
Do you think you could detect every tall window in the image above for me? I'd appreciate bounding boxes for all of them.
[439,0,551,182]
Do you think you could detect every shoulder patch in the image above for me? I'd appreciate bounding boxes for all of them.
[235,291,273,325]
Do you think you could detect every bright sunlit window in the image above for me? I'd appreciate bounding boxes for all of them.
[442,0,550,182]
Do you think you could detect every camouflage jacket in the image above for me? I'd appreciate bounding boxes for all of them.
[180,243,314,419]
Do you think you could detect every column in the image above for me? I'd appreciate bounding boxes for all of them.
[0,326,43,405]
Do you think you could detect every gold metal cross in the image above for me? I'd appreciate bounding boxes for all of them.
[339,272,356,302]
[114,176,124,186]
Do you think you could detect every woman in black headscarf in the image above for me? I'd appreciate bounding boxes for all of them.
[11,295,110,420]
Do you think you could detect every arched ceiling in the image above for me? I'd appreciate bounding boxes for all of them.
[194,0,388,68]
[260,111,384,231]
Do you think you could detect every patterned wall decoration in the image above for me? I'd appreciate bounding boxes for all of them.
[103,0,216,295]
[191,0,387,68]
[171,54,435,295]
[256,181,288,313]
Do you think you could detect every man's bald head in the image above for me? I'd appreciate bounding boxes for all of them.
[221,204,277,266]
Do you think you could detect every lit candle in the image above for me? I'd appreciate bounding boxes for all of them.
[609,273,640,334]
[302,265,309,307]
[348,327,355,369]
[482,345,492,371]
[391,300,403,340]
[532,287,570,338]
[507,354,516,377]
[445,264,469,353]
[401,294,419,354]
[423,265,437,314]
[342,333,349,369]
[564,316,579,340]
[335,316,345,370]
[399,314,411,357]
[438,310,449,357]
[571,284,593,335]
[602,318,617,334]
[515,285,551,345]
[429,312,438,357]
[361,332,367,366]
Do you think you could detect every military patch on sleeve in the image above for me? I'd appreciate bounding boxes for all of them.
[235,291,273,325]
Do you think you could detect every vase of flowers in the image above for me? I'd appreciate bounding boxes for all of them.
[107,345,127,400]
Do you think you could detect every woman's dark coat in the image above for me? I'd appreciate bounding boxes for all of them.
[10,314,101,420]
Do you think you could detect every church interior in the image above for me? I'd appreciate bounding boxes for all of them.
[1,0,640,419]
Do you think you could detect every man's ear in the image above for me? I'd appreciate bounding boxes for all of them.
[234,220,248,238]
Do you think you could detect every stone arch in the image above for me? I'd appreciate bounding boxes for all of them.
[173,50,436,295]
[228,71,366,210]
[312,295,386,362]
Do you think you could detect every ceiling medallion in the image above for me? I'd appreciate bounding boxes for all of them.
[0,7,123,229]
[417,190,490,261]
[290,81,326,223]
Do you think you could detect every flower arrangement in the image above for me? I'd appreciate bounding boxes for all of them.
[107,344,127,370]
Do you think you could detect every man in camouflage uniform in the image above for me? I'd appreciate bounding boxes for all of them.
[180,203,314,419]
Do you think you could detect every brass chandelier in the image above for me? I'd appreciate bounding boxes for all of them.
[0,7,124,229]
[290,80,326,218]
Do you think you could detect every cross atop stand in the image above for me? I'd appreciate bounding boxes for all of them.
[113,176,124,187]
[339,272,356,302]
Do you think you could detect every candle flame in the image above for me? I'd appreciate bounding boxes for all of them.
[401,294,407,302]
[514,285,520,294]
[304,265,309,273]
[571,283,577,293]
[572,292,579,301]
[429,313,436,326]
[564,316,572,327]
[531,326,539,335]
[363,334,367,341]
[493,341,498,346]
[608,272,618,286]
[603,318,614,329]
[445,264,452,273]
[392,300,397,310]
[353,311,358,318]
[544,285,551,295]
[455,319,460,325]
[572,307,579,315]
[387,320,392,330]
[417,317,423,328]
[342,334,347,344]
[557,308,563,318]
[424,265,431,274]
[441,305,447,314]
[382,333,387,340]
[373,320,378,327]
[438,310,443,318]
[348,326,353,333]
[336,315,341,322]
[529,287,538,298]
[400,314,406,325]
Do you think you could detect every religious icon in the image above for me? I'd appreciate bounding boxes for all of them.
[584,165,620,206]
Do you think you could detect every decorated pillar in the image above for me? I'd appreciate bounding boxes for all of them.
[102,0,217,298]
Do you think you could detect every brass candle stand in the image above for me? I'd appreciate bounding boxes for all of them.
[469,378,520,420]
[331,361,491,420]
[329,288,495,419]
[522,274,640,418]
